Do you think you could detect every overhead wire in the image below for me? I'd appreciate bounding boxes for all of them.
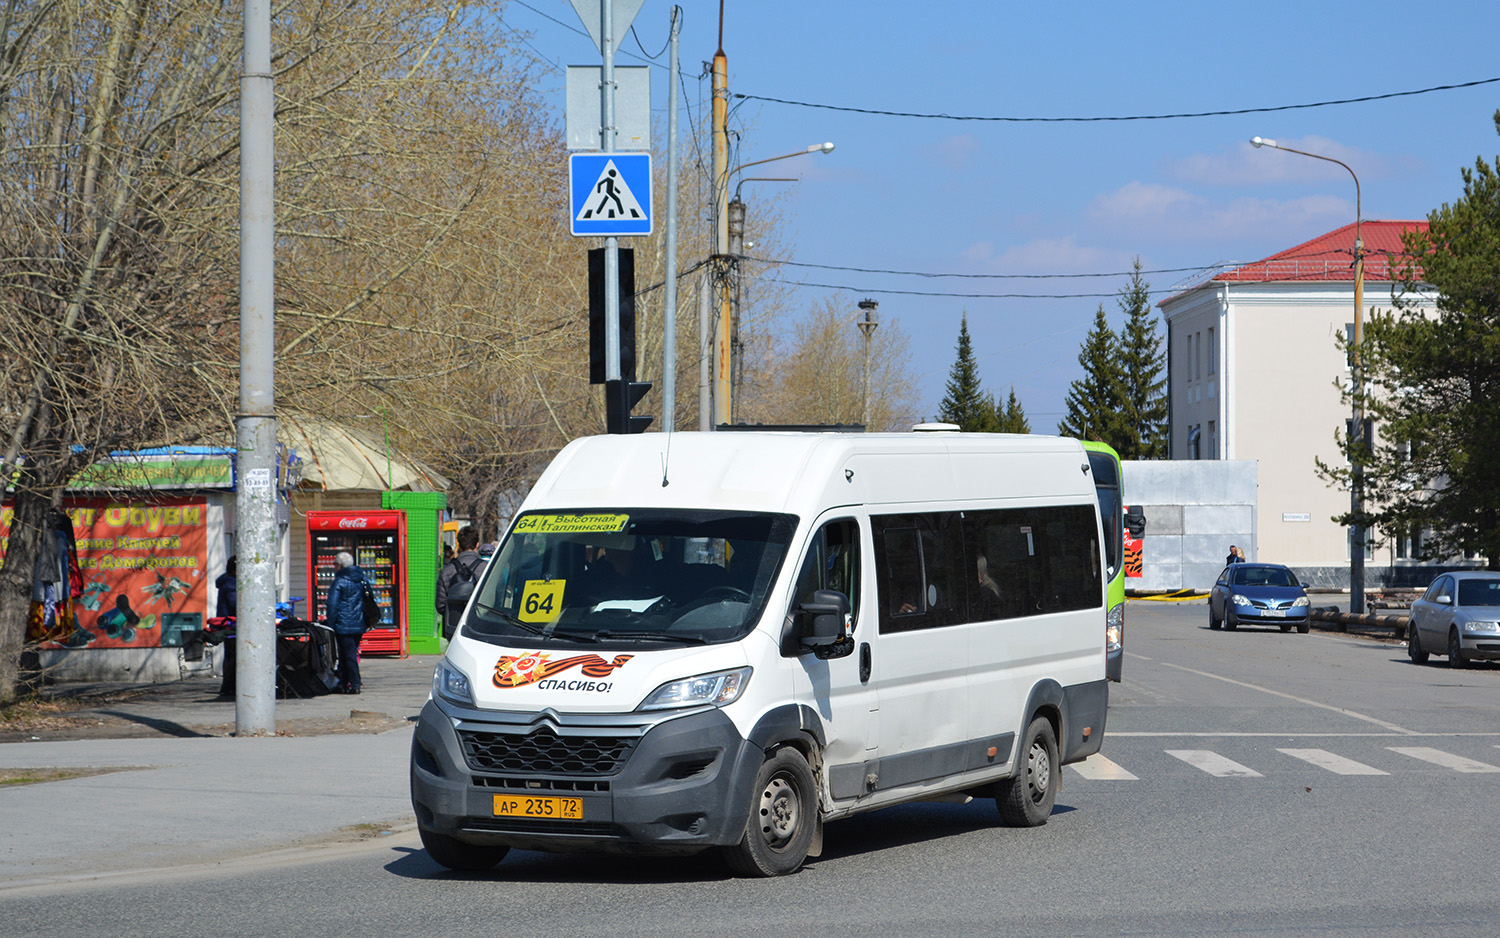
[734,75,1500,123]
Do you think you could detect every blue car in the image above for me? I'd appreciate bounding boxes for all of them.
[1208,563,1310,633]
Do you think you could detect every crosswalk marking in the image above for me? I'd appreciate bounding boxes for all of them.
[1165,749,1262,777]
[1276,748,1388,775]
[1388,747,1500,773]
[1068,754,1138,780]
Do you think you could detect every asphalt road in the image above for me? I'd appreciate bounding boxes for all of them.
[7,600,1500,937]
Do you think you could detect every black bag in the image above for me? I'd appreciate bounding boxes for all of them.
[361,580,382,629]
[445,557,482,614]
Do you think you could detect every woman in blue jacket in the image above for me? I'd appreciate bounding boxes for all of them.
[325,551,368,694]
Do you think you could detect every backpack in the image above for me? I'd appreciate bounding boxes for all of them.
[361,579,382,629]
[445,556,482,613]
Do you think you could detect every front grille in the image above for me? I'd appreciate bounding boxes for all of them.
[462,816,617,837]
[472,775,611,793]
[457,727,637,775]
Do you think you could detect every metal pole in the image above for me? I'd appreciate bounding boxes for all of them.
[601,1,620,385]
[698,269,712,431]
[661,6,681,431]
[236,0,278,735]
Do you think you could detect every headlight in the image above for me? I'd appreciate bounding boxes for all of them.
[1106,604,1124,652]
[433,660,474,705]
[1463,620,1498,633]
[638,667,751,711]
[1232,593,1253,606]
[1291,596,1309,607]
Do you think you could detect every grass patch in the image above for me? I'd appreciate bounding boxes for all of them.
[0,766,149,787]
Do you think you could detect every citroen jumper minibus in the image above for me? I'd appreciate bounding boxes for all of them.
[411,431,1109,876]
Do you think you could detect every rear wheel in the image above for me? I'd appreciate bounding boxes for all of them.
[723,747,817,877]
[419,828,509,872]
[1279,623,1292,633]
[997,716,1059,827]
[1448,629,1468,669]
[1408,623,1428,664]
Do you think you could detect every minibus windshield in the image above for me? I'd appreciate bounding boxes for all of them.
[466,509,797,647]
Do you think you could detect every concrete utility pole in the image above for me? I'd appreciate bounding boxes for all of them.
[857,299,879,429]
[661,6,681,431]
[236,0,278,735]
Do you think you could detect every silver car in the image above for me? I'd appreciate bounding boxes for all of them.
[1408,572,1500,668]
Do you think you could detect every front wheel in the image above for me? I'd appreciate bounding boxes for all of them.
[1408,623,1429,664]
[1208,601,1222,630]
[722,747,817,877]
[997,716,1060,827]
[419,827,509,872]
[1448,630,1469,669]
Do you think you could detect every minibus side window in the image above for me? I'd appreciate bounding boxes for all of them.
[874,513,962,634]
[961,505,1102,622]
[790,519,861,626]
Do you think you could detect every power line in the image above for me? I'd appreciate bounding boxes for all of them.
[763,279,1176,300]
[744,256,1225,280]
[735,75,1500,123]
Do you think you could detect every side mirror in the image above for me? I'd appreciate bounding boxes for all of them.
[1436,594,1452,605]
[796,589,850,648]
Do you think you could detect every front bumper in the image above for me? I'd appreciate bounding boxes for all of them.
[410,697,762,855]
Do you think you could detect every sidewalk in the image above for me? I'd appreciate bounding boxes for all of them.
[0,655,438,889]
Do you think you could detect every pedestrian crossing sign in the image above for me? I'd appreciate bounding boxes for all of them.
[569,153,652,237]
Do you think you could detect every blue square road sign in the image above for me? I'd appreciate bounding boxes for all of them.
[570,153,652,237]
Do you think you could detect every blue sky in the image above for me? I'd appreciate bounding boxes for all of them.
[504,1,1500,428]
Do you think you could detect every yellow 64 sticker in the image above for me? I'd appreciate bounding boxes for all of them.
[519,579,565,623]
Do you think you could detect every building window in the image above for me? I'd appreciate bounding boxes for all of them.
[1347,528,1374,562]
[1344,324,1355,370]
[1208,420,1217,459]
[1188,424,1201,460]
[1208,327,1216,375]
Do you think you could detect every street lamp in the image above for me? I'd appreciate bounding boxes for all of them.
[710,142,835,428]
[1250,136,1367,617]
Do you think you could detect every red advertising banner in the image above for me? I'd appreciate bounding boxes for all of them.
[1,497,210,649]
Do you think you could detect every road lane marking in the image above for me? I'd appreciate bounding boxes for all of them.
[1157,661,1418,735]
[1276,748,1388,775]
[1388,747,1500,773]
[1166,750,1262,777]
[1068,754,1138,780]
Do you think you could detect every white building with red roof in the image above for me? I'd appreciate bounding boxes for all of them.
[1158,220,1438,588]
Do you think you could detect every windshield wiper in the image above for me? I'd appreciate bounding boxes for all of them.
[474,606,546,636]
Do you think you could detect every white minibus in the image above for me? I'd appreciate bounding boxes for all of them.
[411,431,1110,876]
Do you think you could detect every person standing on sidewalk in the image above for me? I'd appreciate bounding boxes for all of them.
[437,526,484,640]
[325,551,368,694]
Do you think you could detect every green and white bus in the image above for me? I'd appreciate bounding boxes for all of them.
[1082,440,1124,682]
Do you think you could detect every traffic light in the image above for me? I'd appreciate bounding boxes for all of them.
[588,247,636,384]
[605,378,653,434]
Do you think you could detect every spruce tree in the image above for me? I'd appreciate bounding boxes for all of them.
[1116,259,1169,458]
[995,387,1030,433]
[1057,305,1127,444]
[938,314,998,431]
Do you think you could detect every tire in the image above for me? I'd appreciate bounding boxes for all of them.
[997,716,1060,828]
[1297,619,1310,634]
[722,747,817,877]
[1279,623,1292,633]
[1408,623,1428,664]
[1448,629,1468,669]
[419,827,509,872]
[1209,601,1222,630]
[1225,613,1238,631]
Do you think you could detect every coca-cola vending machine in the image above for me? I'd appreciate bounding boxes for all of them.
[306,509,408,657]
